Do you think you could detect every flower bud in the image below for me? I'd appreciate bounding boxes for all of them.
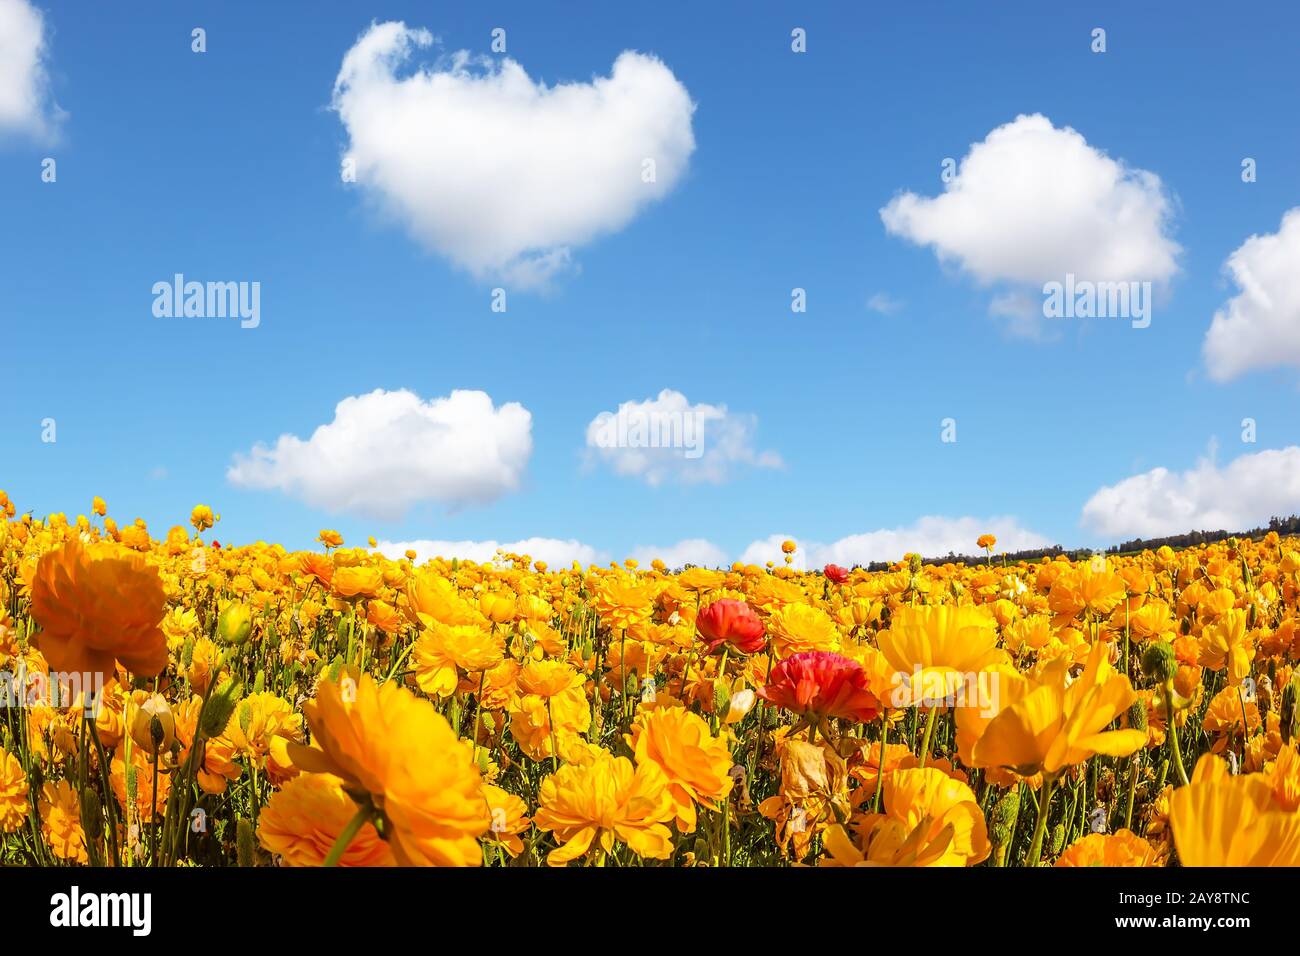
[236,817,255,867]
[200,679,242,739]
[1050,822,1066,855]
[1141,641,1177,685]
[129,693,175,754]
[989,787,1020,847]
[1282,674,1299,745]
[217,601,253,645]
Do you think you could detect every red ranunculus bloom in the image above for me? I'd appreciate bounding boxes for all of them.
[758,651,880,723]
[824,564,850,584]
[696,599,766,655]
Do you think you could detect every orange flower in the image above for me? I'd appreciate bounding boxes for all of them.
[821,767,989,867]
[289,675,490,866]
[39,779,87,863]
[332,566,383,600]
[1170,753,1300,866]
[969,640,1145,777]
[259,773,395,867]
[534,751,674,866]
[30,539,167,682]
[628,706,734,832]
[0,750,29,833]
[1055,829,1159,866]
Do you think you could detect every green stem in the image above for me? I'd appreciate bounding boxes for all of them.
[1164,684,1190,786]
[1025,776,1056,867]
[323,803,372,867]
[917,706,939,768]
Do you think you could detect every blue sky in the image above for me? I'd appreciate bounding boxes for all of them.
[2,0,1299,567]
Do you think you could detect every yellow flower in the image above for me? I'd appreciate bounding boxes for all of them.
[91,496,107,517]
[478,592,517,624]
[1197,608,1254,685]
[40,779,87,863]
[332,565,383,600]
[289,675,490,866]
[482,783,531,857]
[317,529,343,549]
[1170,753,1300,865]
[534,751,675,866]
[226,692,303,767]
[969,640,1146,777]
[508,660,591,761]
[879,605,1006,699]
[0,750,29,833]
[190,504,215,532]
[593,575,654,633]
[767,603,840,657]
[628,706,733,832]
[1055,829,1159,867]
[259,773,395,867]
[30,539,168,682]
[405,571,479,627]
[128,692,176,755]
[413,622,504,698]
[820,767,989,867]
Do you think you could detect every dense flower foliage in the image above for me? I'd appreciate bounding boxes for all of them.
[2,494,1299,867]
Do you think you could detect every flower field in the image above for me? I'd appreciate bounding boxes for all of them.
[2,494,1299,868]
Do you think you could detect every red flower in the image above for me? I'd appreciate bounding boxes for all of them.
[758,651,880,723]
[211,540,221,549]
[824,564,850,584]
[696,599,766,655]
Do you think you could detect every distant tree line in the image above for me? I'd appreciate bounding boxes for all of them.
[856,515,1300,573]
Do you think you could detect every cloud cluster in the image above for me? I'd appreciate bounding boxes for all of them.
[0,0,63,140]
[739,516,1051,569]
[881,114,1179,334]
[228,388,532,520]
[332,21,695,287]
[377,536,602,567]
[1202,208,1300,382]
[585,389,781,486]
[1081,445,1300,540]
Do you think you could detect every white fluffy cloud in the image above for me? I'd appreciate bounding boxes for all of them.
[1081,446,1300,540]
[378,537,604,567]
[584,389,781,486]
[0,0,62,139]
[740,517,1051,569]
[630,538,728,569]
[881,114,1179,332]
[228,389,532,520]
[332,22,695,288]
[1202,208,1300,382]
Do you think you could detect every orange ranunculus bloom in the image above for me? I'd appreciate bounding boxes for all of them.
[879,605,1007,692]
[969,640,1146,777]
[289,674,489,866]
[0,750,29,834]
[40,779,88,864]
[30,539,168,682]
[628,706,734,832]
[1170,753,1300,866]
[822,767,989,867]
[534,751,675,866]
[1055,829,1160,866]
[259,772,395,867]
[331,565,383,600]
